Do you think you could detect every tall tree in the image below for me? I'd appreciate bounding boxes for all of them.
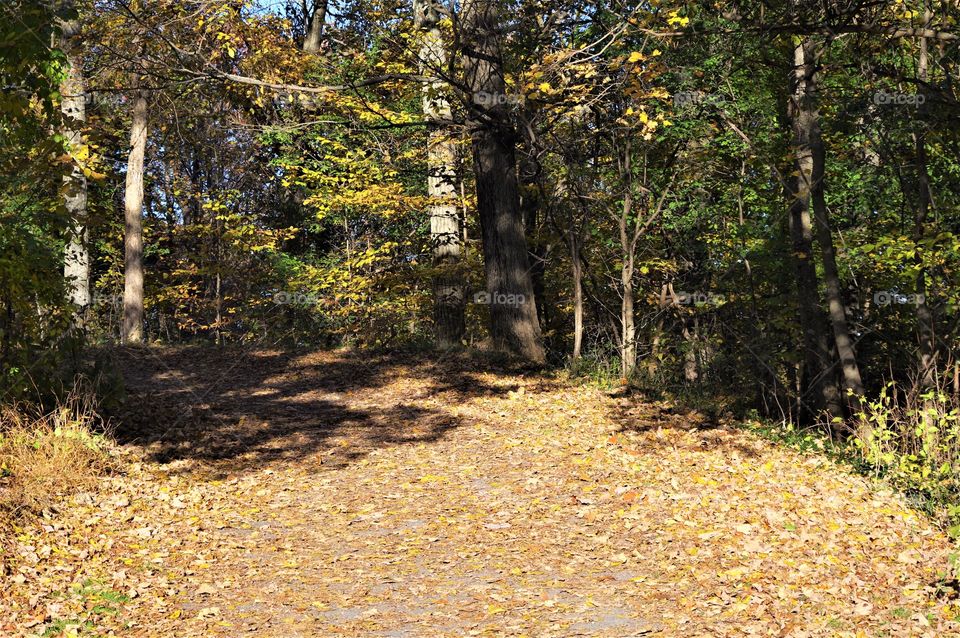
[797,39,867,409]
[786,38,842,419]
[914,5,936,392]
[415,0,465,347]
[58,1,90,312]
[460,0,545,363]
[122,88,149,344]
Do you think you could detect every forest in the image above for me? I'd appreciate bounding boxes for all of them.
[4,0,960,636]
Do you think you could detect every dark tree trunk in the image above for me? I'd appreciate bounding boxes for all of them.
[519,151,547,331]
[798,40,866,409]
[461,0,545,363]
[787,39,843,420]
[914,9,936,392]
[302,0,328,53]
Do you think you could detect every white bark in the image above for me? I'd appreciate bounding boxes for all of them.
[417,0,464,346]
[59,9,90,309]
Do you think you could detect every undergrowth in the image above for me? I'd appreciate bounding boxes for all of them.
[0,383,114,529]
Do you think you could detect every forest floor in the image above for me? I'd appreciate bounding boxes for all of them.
[3,346,960,637]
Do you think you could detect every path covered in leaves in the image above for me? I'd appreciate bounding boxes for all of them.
[4,348,960,636]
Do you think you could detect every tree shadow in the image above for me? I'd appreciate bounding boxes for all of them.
[607,395,761,458]
[110,345,513,478]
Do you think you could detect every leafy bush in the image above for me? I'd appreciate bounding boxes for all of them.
[854,381,960,536]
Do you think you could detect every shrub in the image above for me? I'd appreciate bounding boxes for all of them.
[0,384,114,526]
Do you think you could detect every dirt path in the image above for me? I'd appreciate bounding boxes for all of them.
[4,347,960,636]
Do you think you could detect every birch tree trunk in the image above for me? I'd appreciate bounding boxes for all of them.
[568,229,583,363]
[416,0,465,347]
[619,190,637,379]
[58,4,90,312]
[122,89,149,344]
[461,0,545,363]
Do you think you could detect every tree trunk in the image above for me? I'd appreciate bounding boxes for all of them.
[568,229,583,363]
[416,0,465,347]
[647,284,667,379]
[621,261,636,379]
[914,8,936,392]
[461,0,545,364]
[787,39,842,419]
[682,316,700,383]
[519,152,547,330]
[798,39,867,408]
[914,7,938,454]
[302,0,328,53]
[58,5,90,311]
[122,89,149,344]
[617,144,637,380]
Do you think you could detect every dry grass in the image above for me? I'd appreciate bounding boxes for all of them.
[0,386,114,528]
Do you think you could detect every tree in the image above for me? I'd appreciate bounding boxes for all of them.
[58,1,90,312]
[122,88,149,344]
[460,0,545,363]
[786,38,842,419]
[795,38,866,410]
[415,0,465,347]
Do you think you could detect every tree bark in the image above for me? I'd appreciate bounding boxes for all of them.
[787,39,842,419]
[58,4,90,311]
[682,316,700,383]
[461,0,545,363]
[798,39,867,409]
[619,195,636,379]
[568,229,583,363]
[913,7,938,454]
[122,89,149,344]
[519,151,547,330]
[914,7,936,392]
[416,0,465,347]
[302,0,328,53]
[620,258,636,378]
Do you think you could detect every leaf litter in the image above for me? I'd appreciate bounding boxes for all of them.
[2,347,958,636]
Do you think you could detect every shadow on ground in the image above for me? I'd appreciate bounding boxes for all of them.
[109,345,522,477]
[608,395,761,458]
